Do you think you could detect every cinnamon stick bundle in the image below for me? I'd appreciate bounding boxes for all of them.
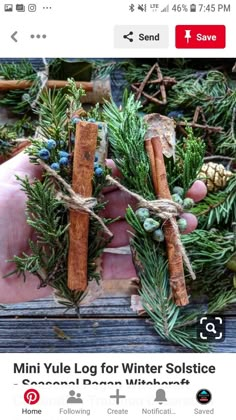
[67,121,98,291]
[145,137,189,306]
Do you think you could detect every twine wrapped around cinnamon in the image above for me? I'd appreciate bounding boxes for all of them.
[106,175,183,218]
[39,160,113,238]
[106,174,196,296]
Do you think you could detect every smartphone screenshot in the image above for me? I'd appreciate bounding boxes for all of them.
[0,1,235,418]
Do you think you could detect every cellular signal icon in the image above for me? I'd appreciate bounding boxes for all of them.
[161,4,169,13]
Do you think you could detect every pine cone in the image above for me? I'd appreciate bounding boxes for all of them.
[198,162,233,192]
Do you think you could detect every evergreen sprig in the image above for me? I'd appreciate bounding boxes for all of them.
[34,88,68,142]
[182,229,235,282]
[192,175,236,229]
[9,174,110,309]
[0,61,39,114]
[104,93,212,351]
[166,127,205,191]
[216,107,236,155]
[9,80,111,310]
[126,207,209,352]
[7,176,82,306]
[103,91,154,198]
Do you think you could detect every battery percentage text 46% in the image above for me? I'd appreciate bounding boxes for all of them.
[172,4,189,12]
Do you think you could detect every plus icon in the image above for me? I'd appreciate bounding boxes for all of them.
[109,389,126,405]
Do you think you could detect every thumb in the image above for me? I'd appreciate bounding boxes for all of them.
[0,151,42,184]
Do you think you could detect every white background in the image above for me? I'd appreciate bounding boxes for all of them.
[0,353,234,419]
[0,0,234,57]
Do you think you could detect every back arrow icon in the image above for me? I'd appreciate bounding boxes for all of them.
[11,31,18,42]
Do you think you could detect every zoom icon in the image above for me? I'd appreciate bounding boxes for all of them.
[197,316,225,342]
[24,389,40,405]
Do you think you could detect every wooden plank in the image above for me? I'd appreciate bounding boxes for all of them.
[0,318,235,353]
[0,319,188,353]
[1,296,236,318]
[0,297,135,317]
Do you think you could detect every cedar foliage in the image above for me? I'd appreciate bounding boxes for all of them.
[104,92,236,352]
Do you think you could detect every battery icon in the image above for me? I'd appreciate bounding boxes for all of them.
[190,4,197,12]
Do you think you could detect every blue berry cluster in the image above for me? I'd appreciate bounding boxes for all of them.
[46,139,57,150]
[38,138,70,171]
[94,155,104,177]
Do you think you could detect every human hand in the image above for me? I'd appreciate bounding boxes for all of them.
[0,153,203,304]
[0,152,50,303]
[0,154,136,304]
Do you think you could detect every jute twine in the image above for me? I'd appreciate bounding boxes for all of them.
[39,161,113,237]
[106,175,196,280]
[39,162,195,280]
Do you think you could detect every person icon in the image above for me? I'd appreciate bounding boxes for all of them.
[67,390,83,404]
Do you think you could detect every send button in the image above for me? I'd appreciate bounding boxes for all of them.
[114,25,169,48]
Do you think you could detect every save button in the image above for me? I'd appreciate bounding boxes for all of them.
[176,25,226,49]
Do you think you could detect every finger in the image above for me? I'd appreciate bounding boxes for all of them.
[105,159,121,178]
[103,159,122,193]
[107,220,133,247]
[101,190,137,219]
[102,253,137,280]
[0,152,42,184]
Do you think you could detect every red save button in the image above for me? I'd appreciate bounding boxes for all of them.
[176,25,226,48]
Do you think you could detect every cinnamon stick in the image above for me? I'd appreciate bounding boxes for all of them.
[67,121,98,291]
[11,140,31,157]
[0,139,31,164]
[0,80,93,91]
[145,139,159,194]
[148,136,189,306]
[0,79,111,105]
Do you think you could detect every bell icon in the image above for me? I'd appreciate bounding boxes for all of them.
[154,389,167,404]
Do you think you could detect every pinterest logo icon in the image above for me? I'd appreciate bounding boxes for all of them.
[24,389,40,405]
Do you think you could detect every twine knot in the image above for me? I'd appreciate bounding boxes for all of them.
[138,197,183,220]
[106,174,196,280]
[56,191,97,212]
[39,161,113,237]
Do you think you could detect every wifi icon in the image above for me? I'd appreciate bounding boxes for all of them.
[161,4,169,12]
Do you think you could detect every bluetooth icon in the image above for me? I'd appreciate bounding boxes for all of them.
[129,4,135,12]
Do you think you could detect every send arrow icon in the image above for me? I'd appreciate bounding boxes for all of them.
[11,31,18,42]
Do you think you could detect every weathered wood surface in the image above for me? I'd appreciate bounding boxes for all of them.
[1,296,236,317]
[0,317,235,353]
[0,297,135,318]
[0,297,236,352]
